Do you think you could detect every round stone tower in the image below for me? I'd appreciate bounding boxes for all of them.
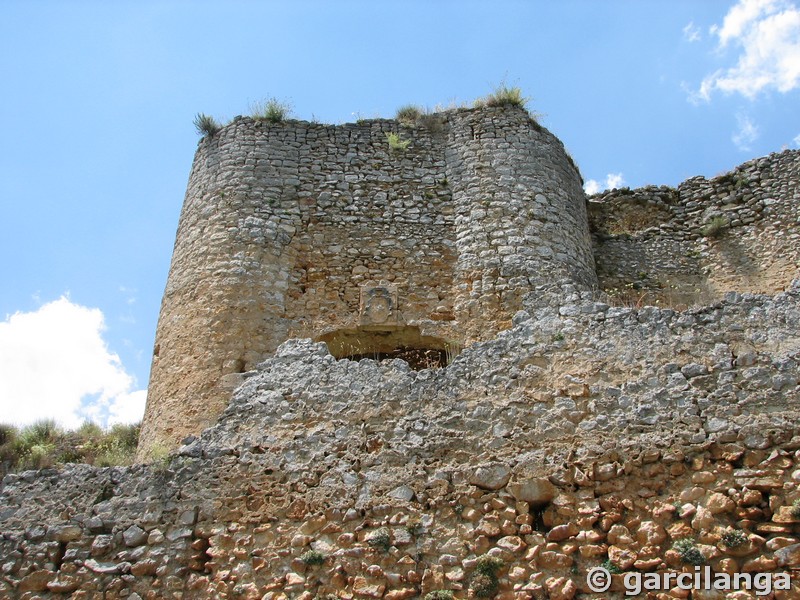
[138,105,596,458]
[445,108,596,340]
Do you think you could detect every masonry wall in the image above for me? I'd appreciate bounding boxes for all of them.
[139,106,595,458]
[2,284,799,599]
[589,150,800,307]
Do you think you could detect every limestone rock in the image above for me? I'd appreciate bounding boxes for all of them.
[508,477,556,506]
[469,463,511,491]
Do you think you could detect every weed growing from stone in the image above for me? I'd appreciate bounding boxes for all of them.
[251,98,292,123]
[366,527,391,552]
[471,573,498,597]
[791,499,800,519]
[674,538,705,565]
[424,592,454,600]
[701,215,729,238]
[470,554,503,597]
[475,555,503,575]
[386,132,410,152]
[396,104,423,125]
[479,84,528,108]
[148,442,172,473]
[721,529,748,548]
[300,549,326,565]
[193,113,221,137]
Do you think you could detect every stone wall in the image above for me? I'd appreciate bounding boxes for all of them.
[2,283,799,598]
[589,150,800,307]
[140,106,594,458]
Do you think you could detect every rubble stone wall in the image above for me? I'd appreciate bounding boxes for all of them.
[2,283,799,599]
[589,150,800,307]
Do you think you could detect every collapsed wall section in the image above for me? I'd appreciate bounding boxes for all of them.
[589,149,800,307]
[140,106,594,457]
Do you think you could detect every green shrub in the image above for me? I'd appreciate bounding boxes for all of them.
[19,419,60,444]
[482,84,528,108]
[77,421,103,439]
[193,113,221,137]
[366,527,391,552]
[470,555,503,597]
[251,97,292,123]
[721,529,748,548]
[424,592,454,600]
[471,572,499,597]
[474,554,503,576]
[0,420,140,473]
[701,215,729,238]
[147,442,171,471]
[601,558,622,574]
[0,424,18,447]
[386,132,410,152]
[0,425,18,472]
[791,499,800,519]
[396,104,423,125]
[674,538,705,565]
[24,442,56,469]
[300,549,326,565]
[12,420,61,470]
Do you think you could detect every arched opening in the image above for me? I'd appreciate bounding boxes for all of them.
[318,325,459,371]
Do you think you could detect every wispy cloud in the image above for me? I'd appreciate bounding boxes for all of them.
[683,21,702,42]
[584,173,626,195]
[0,297,146,429]
[693,0,800,101]
[732,112,760,150]
[119,285,137,305]
[793,132,800,146]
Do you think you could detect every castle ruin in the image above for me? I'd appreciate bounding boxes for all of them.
[139,104,800,458]
[3,104,797,599]
[139,106,598,456]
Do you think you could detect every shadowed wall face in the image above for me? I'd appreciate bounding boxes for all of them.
[588,150,800,308]
[138,106,594,457]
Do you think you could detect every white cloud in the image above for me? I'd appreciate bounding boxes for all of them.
[684,21,702,42]
[794,132,800,146]
[732,112,760,150]
[0,297,146,429]
[108,390,147,426]
[695,0,800,100]
[584,173,626,195]
[712,0,782,46]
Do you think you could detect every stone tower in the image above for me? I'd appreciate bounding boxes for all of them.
[138,105,597,457]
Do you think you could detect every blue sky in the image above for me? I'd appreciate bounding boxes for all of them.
[1,0,799,429]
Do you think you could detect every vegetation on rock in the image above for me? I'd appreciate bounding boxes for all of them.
[250,97,293,123]
[193,112,221,137]
[0,420,139,475]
